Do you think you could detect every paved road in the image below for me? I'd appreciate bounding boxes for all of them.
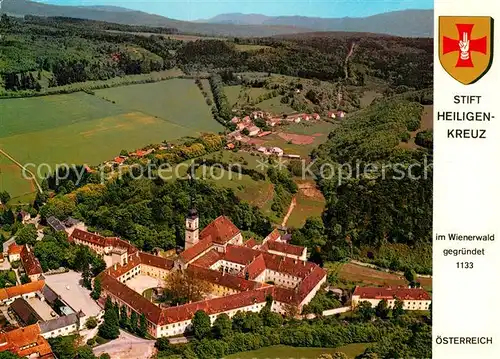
[93,330,156,359]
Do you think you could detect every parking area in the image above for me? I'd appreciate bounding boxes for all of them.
[125,274,164,295]
[44,271,102,317]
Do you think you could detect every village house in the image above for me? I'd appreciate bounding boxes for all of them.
[130,149,154,158]
[0,324,54,358]
[8,243,24,262]
[113,156,126,165]
[17,211,31,224]
[269,147,284,157]
[312,113,320,120]
[20,245,43,282]
[95,211,326,338]
[247,126,261,137]
[267,118,281,127]
[351,286,431,311]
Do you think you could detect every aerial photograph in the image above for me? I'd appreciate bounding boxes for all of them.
[0,0,433,358]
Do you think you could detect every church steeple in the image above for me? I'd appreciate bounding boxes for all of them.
[185,174,199,250]
[185,208,199,250]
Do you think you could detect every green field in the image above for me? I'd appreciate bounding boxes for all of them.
[224,85,243,106]
[235,44,272,52]
[286,193,325,229]
[95,79,222,133]
[0,79,221,198]
[225,343,370,359]
[0,152,34,198]
[257,95,295,114]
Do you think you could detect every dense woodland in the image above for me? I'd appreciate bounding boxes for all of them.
[36,178,272,251]
[309,97,433,273]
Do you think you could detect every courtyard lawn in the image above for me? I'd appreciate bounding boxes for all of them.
[225,343,371,359]
[95,79,222,133]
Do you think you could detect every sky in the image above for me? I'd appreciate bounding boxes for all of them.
[36,0,433,21]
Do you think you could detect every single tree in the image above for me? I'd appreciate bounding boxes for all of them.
[91,278,101,300]
[85,317,98,329]
[164,270,210,303]
[392,299,405,319]
[98,302,120,339]
[192,310,211,340]
[139,313,148,337]
[356,301,374,321]
[213,313,232,339]
[119,305,129,329]
[375,299,390,319]
[404,267,417,284]
[130,311,138,333]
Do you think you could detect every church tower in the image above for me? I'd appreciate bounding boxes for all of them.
[185,209,199,250]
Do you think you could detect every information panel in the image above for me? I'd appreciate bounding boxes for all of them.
[434,0,499,357]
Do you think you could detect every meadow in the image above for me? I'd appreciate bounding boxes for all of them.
[225,343,370,359]
[0,79,220,198]
[95,79,222,133]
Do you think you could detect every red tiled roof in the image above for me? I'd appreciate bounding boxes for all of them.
[105,254,142,279]
[139,252,174,270]
[264,229,281,242]
[70,229,138,255]
[243,254,266,280]
[20,246,42,276]
[243,238,257,249]
[262,241,305,257]
[158,287,273,325]
[0,281,45,302]
[98,273,162,324]
[199,216,240,245]
[191,250,222,268]
[353,286,431,301]
[188,266,261,292]
[296,266,327,302]
[0,324,53,358]
[223,245,315,279]
[8,243,24,256]
[179,237,213,263]
[70,229,113,248]
[114,157,126,164]
[223,245,260,266]
[112,237,139,255]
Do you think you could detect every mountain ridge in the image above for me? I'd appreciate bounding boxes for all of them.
[199,9,434,37]
[2,1,433,37]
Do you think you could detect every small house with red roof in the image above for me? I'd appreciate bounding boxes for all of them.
[351,286,431,311]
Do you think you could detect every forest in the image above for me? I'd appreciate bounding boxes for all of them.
[1,14,433,95]
[35,177,272,252]
[308,97,433,273]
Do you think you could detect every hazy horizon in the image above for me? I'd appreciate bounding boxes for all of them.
[34,0,433,21]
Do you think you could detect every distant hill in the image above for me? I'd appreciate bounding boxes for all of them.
[199,10,434,37]
[1,0,312,37]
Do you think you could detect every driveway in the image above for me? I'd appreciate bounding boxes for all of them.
[93,330,156,359]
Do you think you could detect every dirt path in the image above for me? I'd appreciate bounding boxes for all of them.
[281,196,297,227]
[0,148,43,193]
[344,42,356,79]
